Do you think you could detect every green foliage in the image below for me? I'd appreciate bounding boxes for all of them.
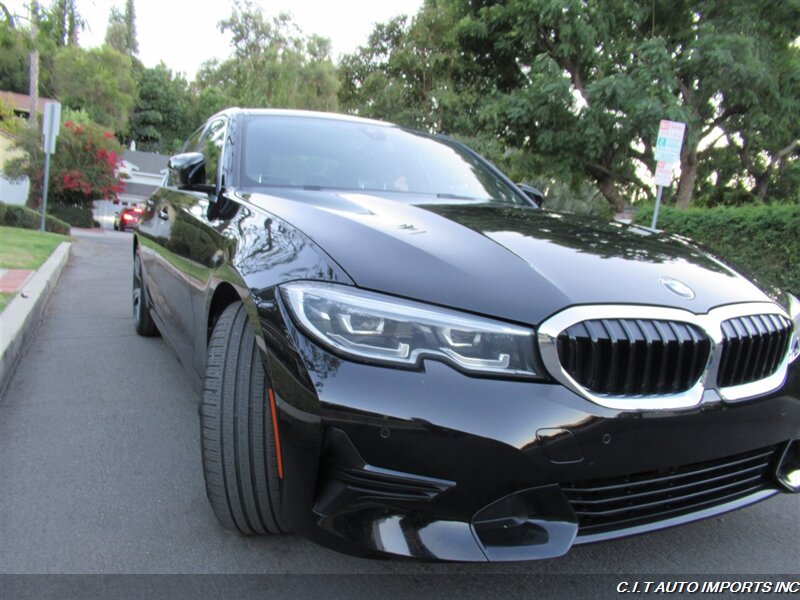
[0,97,25,133]
[53,45,138,132]
[0,18,29,94]
[193,86,232,125]
[45,203,92,226]
[0,202,70,234]
[123,0,137,55]
[3,109,125,208]
[104,1,137,56]
[128,63,196,153]
[0,0,82,97]
[339,1,473,133]
[104,10,128,55]
[196,1,338,113]
[635,204,800,296]
[339,0,800,211]
[455,0,800,209]
[40,0,82,47]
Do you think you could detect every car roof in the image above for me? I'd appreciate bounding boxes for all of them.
[212,107,396,129]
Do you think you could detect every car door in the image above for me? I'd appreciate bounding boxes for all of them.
[137,124,211,366]
[172,116,243,377]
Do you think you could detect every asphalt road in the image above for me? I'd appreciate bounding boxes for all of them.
[1,230,798,579]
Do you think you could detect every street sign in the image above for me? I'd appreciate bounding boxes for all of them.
[41,101,61,155]
[654,120,685,163]
[651,120,685,230]
[654,160,675,187]
[39,101,61,231]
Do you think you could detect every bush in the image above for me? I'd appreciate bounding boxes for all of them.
[46,204,95,228]
[0,202,71,235]
[3,110,125,209]
[636,204,800,296]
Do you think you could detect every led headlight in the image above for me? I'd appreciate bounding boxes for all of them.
[281,282,541,378]
[789,293,800,364]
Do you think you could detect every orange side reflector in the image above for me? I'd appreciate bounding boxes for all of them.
[268,388,284,479]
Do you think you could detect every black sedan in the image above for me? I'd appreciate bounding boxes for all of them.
[132,108,800,561]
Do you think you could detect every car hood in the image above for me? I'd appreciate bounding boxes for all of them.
[243,190,772,325]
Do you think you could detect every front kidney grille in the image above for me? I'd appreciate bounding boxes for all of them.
[556,319,711,396]
[718,314,793,388]
[562,446,778,536]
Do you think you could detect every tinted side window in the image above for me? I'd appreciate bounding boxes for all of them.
[167,125,205,187]
[196,118,227,188]
[181,126,204,153]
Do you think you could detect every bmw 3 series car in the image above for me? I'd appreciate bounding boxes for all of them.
[132,108,800,561]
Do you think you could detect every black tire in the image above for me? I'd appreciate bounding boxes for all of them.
[132,251,159,337]
[200,302,285,535]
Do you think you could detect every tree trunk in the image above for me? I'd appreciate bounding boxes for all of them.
[28,1,39,127]
[28,50,38,124]
[753,173,770,201]
[595,177,627,212]
[674,148,698,209]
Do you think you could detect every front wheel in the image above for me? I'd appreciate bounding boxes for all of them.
[200,302,285,535]
[132,251,159,337]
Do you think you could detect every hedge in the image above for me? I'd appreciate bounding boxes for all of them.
[46,204,95,228]
[635,204,799,296]
[0,202,71,235]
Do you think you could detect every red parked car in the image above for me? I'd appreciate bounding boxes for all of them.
[114,207,143,231]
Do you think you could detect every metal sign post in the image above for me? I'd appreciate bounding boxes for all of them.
[651,120,685,230]
[40,101,61,232]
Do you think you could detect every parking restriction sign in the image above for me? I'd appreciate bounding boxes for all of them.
[654,120,686,163]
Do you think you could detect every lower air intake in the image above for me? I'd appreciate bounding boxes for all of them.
[562,446,779,536]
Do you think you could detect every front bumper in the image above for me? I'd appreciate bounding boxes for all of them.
[255,296,800,561]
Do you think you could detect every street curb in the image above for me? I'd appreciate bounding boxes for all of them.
[0,241,71,396]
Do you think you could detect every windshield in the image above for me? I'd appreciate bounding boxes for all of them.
[240,115,527,205]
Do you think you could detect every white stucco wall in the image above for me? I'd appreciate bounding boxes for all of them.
[0,174,29,205]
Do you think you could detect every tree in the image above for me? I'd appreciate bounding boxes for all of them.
[27,0,40,126]
[3,109,126,208]
[104,7,127,55]
[193,82,233,123]
[42,0,81,47]
[195,1,338,112]
[0,0,80,97]
[0,96,25,133]
[338,0,523,183]
[0,16,29,94]
[338,2,473,134]
[123,0,137,55]
[339,0,800,209]
[453,0,800,209]
[128,63,196,152]
[104,1,136,56]
[53,45,138,132]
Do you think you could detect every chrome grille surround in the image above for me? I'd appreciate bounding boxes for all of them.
[538,302,793,411]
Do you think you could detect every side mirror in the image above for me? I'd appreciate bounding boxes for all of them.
[168,152,215,194]
[517,183,545,208]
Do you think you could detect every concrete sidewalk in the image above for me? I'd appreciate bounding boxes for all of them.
[0,241,71,394]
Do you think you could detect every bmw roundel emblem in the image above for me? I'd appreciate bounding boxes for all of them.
[660,277,695,299]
